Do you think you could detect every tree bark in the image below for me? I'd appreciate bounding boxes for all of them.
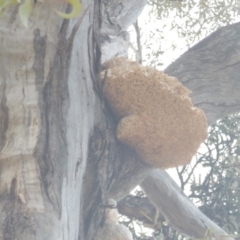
[141,171,234,240]
[99,12,240,240]
[165,22,240,125]
[0,0,149,239]
[140,22,240,240]
[0,1,97,239]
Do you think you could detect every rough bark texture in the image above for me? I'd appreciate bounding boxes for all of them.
[0,0,96,239]
[0,0,150,239]
[101,0,147,63]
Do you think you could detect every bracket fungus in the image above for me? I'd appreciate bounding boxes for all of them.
[94,199,133,240]
[100,58,208,169]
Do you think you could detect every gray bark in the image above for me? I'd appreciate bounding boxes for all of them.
[0,1,96,239]
[101,0,147,63]
[140,22,240,240]
[0,0,149,239]
[141,171,233,240]
[165,22,240,125]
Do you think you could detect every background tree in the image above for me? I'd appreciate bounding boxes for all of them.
[130,0,240,68]
[120,0,240,238]
[119,113,240,240]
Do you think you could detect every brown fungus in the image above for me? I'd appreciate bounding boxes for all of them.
[100,58,208,169]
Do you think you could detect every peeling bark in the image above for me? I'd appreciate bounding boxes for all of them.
[0,1,96,239]
[0,0,149,239]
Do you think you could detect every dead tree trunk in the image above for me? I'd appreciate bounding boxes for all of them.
[1,0,240,240]
[0,0,147,239]
[0,0,98,239]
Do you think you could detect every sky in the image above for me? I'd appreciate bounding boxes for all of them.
[124,2,240,237]
[128,0,240,70]
[127,0,240,186]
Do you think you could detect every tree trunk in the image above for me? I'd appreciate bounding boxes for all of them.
[0,0,97,239]
[0,0,148,239]
[1,1,240,240]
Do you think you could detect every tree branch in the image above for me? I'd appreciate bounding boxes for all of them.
[133,20,143,64]
[165,22,240,125]
[139,23,240,240]
[141,170,234,240]
[93,3,240,239]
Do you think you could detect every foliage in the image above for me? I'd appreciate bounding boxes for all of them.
[0,0,81,28]
[187,113,240,234]
[55,0,81,19]
[121,113,240,240]
[126,1,240,239]
[159,112,240,238]
[130,0,240,69]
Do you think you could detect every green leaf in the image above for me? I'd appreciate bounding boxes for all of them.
[56,0,81,19]
[18,0,32,28]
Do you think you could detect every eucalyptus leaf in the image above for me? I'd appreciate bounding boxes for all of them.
[56,0,81,19]
[18,0,32,28]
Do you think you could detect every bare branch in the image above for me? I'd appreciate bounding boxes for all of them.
[141,170,234,240]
